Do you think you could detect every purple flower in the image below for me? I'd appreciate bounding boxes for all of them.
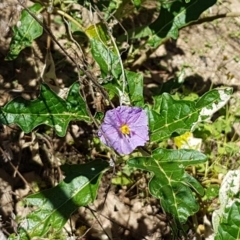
[98,106,149,154]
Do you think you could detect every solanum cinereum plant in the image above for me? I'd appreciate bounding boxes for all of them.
[1,0,237,239]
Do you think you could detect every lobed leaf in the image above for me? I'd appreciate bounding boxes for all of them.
[14,160,109,239]
[148,88,232,142]
[195,87,233,122]
[5,3,43,60]
[132,0,217,48]
[147,93,198,142]
[0,82,90,137]
[128,148,207,223]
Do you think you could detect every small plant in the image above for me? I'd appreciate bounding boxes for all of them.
[1,0,239,239]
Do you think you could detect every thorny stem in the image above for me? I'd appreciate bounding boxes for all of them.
[17,0,78,65]
[46,6,52,50]
[89,5,128,102]
[87,207,113,240]
[0,147,26,188]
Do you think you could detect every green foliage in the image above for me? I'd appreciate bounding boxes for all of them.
[90,38,121,79]
[91,37,144,105]
[128,148,206,223]
[148,88,232,142]
[8,160,109,239]
[132,0,217,48]
[203,185,219,201]
[125,70,144,106]
[1,0,237,239]
[0,82,90,137]
[215,201,240,240]
[5,3,43,60]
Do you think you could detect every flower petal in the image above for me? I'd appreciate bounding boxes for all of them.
[98,106,149,154]
[127,109,148,127]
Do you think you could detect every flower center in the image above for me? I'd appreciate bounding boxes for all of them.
[120,124,130,135]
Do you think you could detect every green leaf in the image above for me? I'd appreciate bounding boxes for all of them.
[148,88,232,143]
[112,172,133,186]
[5,3,43,60]
[16,160,109,239]
[0,82,90,137]
[149,0,217,47]
[212,170,240,236]
[126,70,144,106]
[147,94,198,142]
[132,0,141,7]
[85,22,109,45]
[215,201,240,240]
[103,70,144,106]
[103,81,120,99]
[90,38,122,79]
[90,39,144,105]
[203,185,219,201]
[132,0,217,48]
[128,148,207,223]
[195,87,232,121]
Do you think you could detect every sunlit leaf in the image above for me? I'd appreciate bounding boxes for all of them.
[131,0,217,48]
[12,160,109,239]
[5,3,43,60]
[90,38,122,79]
[215,201,240,240]
[126,70,144,106]
[0,82,90,137]
[148,87,232,142]
[90,38,144,105]
[212,170,240,236]
[128,148,207,223]
[148,0,217,47]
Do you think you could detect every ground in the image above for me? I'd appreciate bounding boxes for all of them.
[0,0,240,239]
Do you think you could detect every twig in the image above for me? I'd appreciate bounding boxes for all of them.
[55,9,84,32]
[9,161,35,193]
[87,207,113,240]
[16,0,115,124]
[189,12,240,26]
[0,145,37,194]
[86,206,148,240]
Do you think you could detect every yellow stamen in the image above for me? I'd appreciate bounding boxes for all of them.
[120,124,130,135]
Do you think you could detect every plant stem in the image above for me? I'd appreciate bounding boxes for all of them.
[189,12,240,26]
[202,178,221,185]
[55,9,84,32]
